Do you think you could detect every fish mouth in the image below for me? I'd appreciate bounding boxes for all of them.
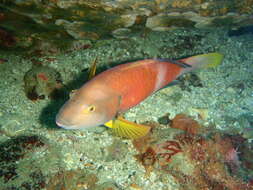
[55,117,96,130]
[55,117,80,130]
[56,120,72,129]
[55,114,107,129]
[56,120,82,130]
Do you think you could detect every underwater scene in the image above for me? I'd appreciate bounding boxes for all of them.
[0,0,253,190]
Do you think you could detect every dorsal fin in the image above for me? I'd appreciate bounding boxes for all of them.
[88,57,98,80]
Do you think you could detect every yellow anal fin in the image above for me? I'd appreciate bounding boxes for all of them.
[88,56,98,80]
[104,117,151,139]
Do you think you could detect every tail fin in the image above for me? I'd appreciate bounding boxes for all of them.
[179,52,224,75]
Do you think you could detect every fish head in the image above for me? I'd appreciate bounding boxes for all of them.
[56,86,120,130]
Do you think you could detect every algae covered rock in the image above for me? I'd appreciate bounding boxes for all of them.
[0,135,47,189]
[0,0,253,51]
[46,169,98,190]
[23,64,63,101]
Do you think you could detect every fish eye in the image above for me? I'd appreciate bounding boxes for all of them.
[88,105,96,112]
[83,105,96,114]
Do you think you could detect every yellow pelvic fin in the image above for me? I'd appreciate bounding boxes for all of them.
[104,117,151,139]
[88,56,98,80]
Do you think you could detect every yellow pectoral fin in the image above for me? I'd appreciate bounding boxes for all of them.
[104,118,151,139]
[104,120,114,128]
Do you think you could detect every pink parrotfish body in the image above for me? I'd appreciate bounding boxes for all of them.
[56,53,223,129]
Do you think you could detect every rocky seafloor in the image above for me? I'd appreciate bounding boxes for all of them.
[0,27,252,190]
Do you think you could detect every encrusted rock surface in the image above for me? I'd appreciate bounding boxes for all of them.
[0,0,252,51]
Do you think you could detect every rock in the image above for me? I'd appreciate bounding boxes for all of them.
[120,14,138,27]
[112,28,133,39]
[0,0,253,51]
[146,13,195,31]
[23,65,63,101]
[0,113,24,137]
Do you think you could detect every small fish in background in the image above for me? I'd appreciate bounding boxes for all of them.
[56,53,224,139]
[228,25,253,37]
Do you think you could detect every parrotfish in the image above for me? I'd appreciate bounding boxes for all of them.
[56,53,223,138]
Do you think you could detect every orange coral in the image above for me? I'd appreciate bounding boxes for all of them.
[171,114,201,135]
[132,134,152,153]
[133,115,252,189]
[134,146,157,176]
[174,133,252,190]
[134,138,182,175]
[156,140,182,165]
